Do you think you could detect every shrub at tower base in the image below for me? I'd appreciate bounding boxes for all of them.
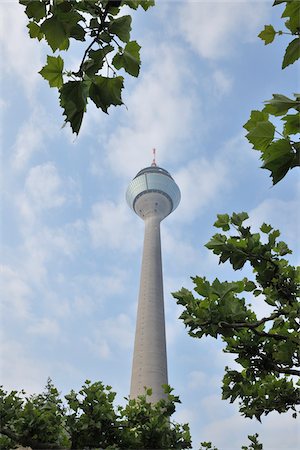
[0,379,192,449]
[173,212,300,424]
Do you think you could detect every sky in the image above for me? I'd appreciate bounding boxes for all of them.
[0,0,299,449]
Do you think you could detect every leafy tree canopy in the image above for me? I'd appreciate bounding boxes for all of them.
[20,0,154,134]
[244,0,300,184]
[0,379,191,449]
[173,212,300,421]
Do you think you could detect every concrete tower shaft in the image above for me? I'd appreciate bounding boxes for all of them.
[126,165,180,403]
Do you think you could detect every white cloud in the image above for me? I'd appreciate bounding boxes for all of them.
[24,162,66,209]
[75,270,129,300]
[188,370,207,390]
[0,1,43,98]
[27,318,60,337]
[162,229,202,276]
[73,295,96,316]
[13,162,69,230]
[212,69,233,96]
[84,336,111,359]
[11,105,57,171]
[177,0,268,60]
[101,313,134,350]
[174,407,195,425]
[174,157,228,221]
[84,313,134,360]
[88,199,141,251]
[20,225,78,286]
[0,265,31,320]
[0,339,50,394]
[104,42,195,178]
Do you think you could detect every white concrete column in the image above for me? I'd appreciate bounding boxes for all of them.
[130,215,168,403]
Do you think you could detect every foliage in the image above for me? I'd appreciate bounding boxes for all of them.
[64,380,118,448]
[199,434,263,450]
[20,0,154,134]
[173,212,300,421]
[0,380,191,449]
[0,377,67,449]
[118,385,191,449]
[244,0,300,184]
[241,433,263,450]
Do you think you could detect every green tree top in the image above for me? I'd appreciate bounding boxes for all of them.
[0,380,191,449]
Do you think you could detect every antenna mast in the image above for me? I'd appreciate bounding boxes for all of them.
[151,148,157,167]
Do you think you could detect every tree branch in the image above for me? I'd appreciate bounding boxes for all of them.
[0,426,66,450]
[270,364,300,376]
[75,3,111,77]
[218,319,299,344]
[251,327,299,344]
[218,311,280,331]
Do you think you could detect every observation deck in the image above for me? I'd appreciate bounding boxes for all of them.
[126,165,181,219]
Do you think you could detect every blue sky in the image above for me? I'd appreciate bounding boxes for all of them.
[0,0,299,448]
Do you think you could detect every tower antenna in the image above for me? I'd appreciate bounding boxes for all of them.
[151,148,157,167]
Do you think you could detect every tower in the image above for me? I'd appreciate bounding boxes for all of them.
[126,152,181,402]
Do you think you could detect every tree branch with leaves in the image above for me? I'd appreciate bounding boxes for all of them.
[173,212,300,421]
[244,0,300,184]
[20,0,154,134]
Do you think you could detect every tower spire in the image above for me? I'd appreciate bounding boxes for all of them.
[151,148,157,167]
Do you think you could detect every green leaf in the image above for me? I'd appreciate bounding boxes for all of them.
[231,253,247,270]
[258,25,276,45]
[282,113,300,135]
[140,0,155,11]
[146,387,152,396]
[124,0,155,10]
[268,228,280,246]
[112,41,141,77]
[193,277,211,297]
[25,1,46,22]
[89,76,124,113]
[231,212,249,227]
[260,223,273,234]
[214,214,230,231]
[39,55,64,88]
[109,15,132,43]
[282,1,300,18]
[261,139,295,184]
[85,45,114,76]
[55,1,73,13]
[244,110,269,132]
[282,1,300,33]
[59,81,89,134]
[264,94,300,116]
[41,16,68,52]
[274,241,292,256]
[27,22,44,40]
[70,24,86,41]
[244,280,256,292]
[205,234,227,252]
[246,121,275,151]
[56,8,85,33]
[282,38,300,69]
